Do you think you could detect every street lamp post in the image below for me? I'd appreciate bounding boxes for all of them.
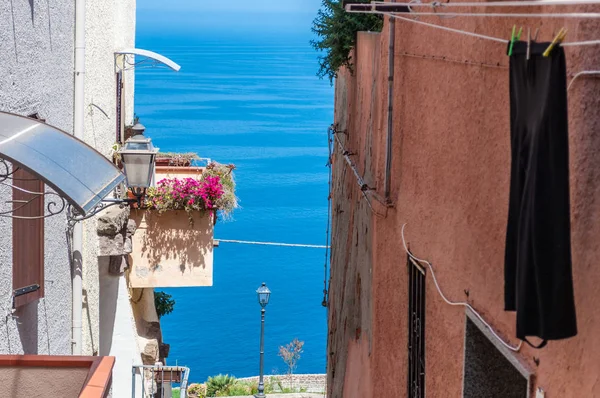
[255,283,271,398]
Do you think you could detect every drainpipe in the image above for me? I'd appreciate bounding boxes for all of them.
[383,11,395,200]
[72,0,86,355]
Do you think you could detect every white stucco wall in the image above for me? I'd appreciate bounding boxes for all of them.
[0,0,74,355]
[99,258,142,397]
[81,0,136,358]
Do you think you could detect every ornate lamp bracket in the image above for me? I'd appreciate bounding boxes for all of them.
[0,159,67,220]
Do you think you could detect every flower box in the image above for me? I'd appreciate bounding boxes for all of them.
[155,165,205,181]
[128,210,214,288]
[127,162,237,288]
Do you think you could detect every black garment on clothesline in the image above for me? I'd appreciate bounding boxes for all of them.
[505,41,577,344]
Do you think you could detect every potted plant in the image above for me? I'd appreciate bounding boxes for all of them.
[128,163,237,288]
[145,162,236,221]
[155,152,201,167]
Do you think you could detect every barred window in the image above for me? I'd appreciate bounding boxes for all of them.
[408,255,426,398]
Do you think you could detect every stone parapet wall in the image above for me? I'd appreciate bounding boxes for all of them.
[236,374,326,393]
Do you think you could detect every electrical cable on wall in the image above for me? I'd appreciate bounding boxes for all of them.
[401,223,523,352]
[330,125,388,217]
[321,126,335,398]
[322,127,334,307]
[568,70,600,90]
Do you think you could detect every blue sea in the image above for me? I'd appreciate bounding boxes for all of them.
[135,26,333,382]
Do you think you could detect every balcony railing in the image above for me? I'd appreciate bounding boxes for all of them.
[132,364,190,398]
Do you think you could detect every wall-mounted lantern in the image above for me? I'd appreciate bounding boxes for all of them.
[118,134,158,202]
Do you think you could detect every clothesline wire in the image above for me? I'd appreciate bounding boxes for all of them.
[399,51,600,88]
[401,223,523,352]
[350,10,600,48]
[403,11,600,18]
[215,239,329,249]
[381,11,507,43]
[371,0,600,8]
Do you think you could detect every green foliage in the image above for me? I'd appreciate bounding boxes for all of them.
[187,384,206,398]
[172,388,181,398]
[203,162,238,219]
[154,291,175,319]
[311,0,383,83]
[198,375,307,396]
[206,374,236,397]
[222,381,255,396]
[264,376,280,393]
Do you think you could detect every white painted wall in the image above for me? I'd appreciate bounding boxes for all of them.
[81,0,137,357]
[0,0,74,356]
[1,3,141,395]
[99,258,142,397]
[80,1,140,395]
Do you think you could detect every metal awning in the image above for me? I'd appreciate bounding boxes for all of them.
[114,48,181,72]
[0,112,125,215]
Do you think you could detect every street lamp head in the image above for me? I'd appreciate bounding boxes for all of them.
[118,135,159,195]
[256,282,271,308]
[130,122,146,136]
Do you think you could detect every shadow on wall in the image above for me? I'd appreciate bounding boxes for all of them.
[27,0,33,22]
[82,289,97,356]
[128,210,214,288]
[99,258,120,356]
[9,0,53,61]
[138,211,212,273]
[16,301,38,354]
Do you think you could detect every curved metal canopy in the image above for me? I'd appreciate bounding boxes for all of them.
[115,48,181,72]
[0,112,125,215]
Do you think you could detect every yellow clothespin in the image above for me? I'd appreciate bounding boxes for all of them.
[543,28,567,57]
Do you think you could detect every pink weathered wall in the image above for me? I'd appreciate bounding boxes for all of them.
[329,7,600,398]
[0,366,89,397]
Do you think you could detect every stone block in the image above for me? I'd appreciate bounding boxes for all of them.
[98,233,124,256]
[141,339,159,365]
[97,206,130,236]
[127,219,137,235]
[123,219,137,254]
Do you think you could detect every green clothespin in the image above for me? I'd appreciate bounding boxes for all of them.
[508,26,523,57]
[508,25,516,56]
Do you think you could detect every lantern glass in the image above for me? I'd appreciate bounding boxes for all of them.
[119,135,158,189]
[121,152,155,188]
[256,283,271,308]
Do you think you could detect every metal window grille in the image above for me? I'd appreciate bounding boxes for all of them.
[132,364,190,398]
[407,255,426,398]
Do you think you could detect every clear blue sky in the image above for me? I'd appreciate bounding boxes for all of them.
[137,0,322,14]
[137,0,324,41]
